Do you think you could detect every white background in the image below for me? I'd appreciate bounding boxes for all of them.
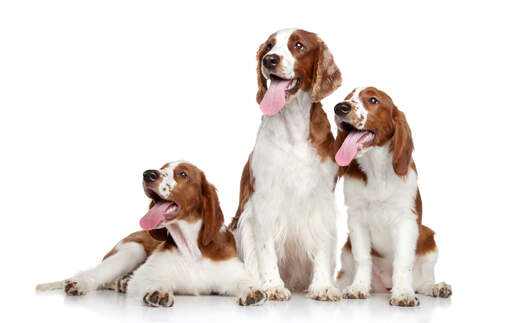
[1,0,511,322]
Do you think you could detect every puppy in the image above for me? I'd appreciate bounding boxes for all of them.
[37,161,265,307]
[333,87,452,306]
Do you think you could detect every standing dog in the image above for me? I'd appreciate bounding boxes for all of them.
[37,161,266,306]
[334,87,452,306]
[229,29,343,301]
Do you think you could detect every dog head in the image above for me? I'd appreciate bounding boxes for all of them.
[334,87,413,176]
[140,161,223,246]
[256,28,341,115]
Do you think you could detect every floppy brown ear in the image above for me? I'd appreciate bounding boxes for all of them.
[392,106,414,177]
[256,42,268,104]
[200,172,224,246]
[311,40,342,102]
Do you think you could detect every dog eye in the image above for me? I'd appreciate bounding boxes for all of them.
[369,97,379,104]
[265,43,273,51]
[177,171,188,179]
[294,42,304,50]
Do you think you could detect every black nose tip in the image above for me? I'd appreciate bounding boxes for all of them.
[334,102,351,116]
[143,170,159,183]
[263,54,280,69]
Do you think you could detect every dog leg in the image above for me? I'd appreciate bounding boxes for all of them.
[389,217,420,306]
[64,242,146,296]
[342,212,372,299]
[336,245,355,290]
[257,235,291,301]
[414,250,452,298]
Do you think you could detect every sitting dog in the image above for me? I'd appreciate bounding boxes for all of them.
[37,161,265,307]
[333,87,452,306]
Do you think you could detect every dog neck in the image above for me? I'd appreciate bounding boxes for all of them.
[261,90,312,144]
[355,143,395,183]
[166,219,202,262]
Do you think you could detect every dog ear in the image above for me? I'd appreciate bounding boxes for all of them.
[311,40,342,102]
[256,42,268,104]
[200,172,224,246]
[392,106,414,177]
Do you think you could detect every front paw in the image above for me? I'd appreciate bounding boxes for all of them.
[308,285,342,301]
[432,282,452,298]
[389,289,419,307]
[64,280,87,296]
[142,290,174,307]
[342,284,369,299]
[238,288,266,306]
[264,286,291,301]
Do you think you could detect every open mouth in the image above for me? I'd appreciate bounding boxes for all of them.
[259,74,301,116]
[140,189,181,230]
[269,75,301,97]
[335,121,376,166]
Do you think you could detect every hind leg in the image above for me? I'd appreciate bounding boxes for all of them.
[413,249,452,298]
[65,242,146,296]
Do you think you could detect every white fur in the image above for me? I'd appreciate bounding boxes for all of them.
[346,87,368,129]
[167,219,202,261]
[128,220,261,303]
[233,86,341,300]
[338,143,448,303]
[158,160,187,198]
[68,242,147,293]
[262,28,297,80]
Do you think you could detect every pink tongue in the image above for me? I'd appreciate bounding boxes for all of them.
[260,78,291,116]
[139,201,172,231]
[335,131,370,166]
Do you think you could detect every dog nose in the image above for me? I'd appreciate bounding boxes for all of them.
[263,54,280,69]
[143,170,159,183]
[334,102,351,116]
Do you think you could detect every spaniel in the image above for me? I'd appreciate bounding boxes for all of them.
[333,87,452,306]
[37,161,266,307]
[229,29,343,301]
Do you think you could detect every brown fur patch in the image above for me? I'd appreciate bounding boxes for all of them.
[308,102,337,166]
[288,30,341,102]
[416,225,437,255]
[229,154,254,231]
[103,230,163,261]
[198,228,237,261]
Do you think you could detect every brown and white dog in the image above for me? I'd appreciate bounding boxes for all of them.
[333,87,452,306]
[229,29,343,301]
[37,161,266,307]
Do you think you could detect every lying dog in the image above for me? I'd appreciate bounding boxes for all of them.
[37,161,265,307]
[333,87,452,306]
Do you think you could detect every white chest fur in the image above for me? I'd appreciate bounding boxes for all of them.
[344,145,418,256]
[252,92,338,199]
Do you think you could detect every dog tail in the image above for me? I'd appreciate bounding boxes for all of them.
[36,280,65,292]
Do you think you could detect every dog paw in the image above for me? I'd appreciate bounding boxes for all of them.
[389,289,420,307]
[432,282,452,298]
[64,280,87,296]
[342,284,369,299]
[114,274,132,293]
[142,290,174,307]
[308,285,342,301]
[238,288,266,306]
[264,286,291,301]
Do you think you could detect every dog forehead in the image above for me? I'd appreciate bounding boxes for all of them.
[160,160,189,175]
[267,28,296,52]
[346,87,367,102]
